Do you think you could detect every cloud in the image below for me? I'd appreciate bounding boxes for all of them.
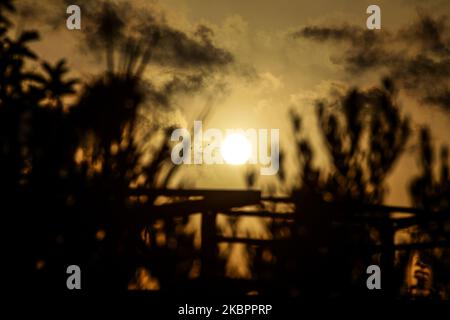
[292,14,450,111]
[399,14,450,56]
[423,88,450,107]
[14,0,234,110]
[73,1,233,71]
[292,25,380,45]
[15,0,233,72]
[259,72,283,91]
[147,74,205,107]
[138,23,233,69]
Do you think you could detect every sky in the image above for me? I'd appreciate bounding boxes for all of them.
[14,0,450,206]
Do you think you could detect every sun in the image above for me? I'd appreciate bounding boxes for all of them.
[220,133,252,165]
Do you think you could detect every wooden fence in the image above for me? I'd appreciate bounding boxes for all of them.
[128,188,450,295]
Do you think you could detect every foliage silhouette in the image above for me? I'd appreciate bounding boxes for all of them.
[250,80,413,298]
[1,2,196,292]
[1,1,448,299]
[403,128,450,298]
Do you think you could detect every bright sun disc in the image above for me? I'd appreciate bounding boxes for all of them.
[221,133,252,165]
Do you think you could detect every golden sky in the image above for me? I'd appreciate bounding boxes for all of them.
[16,0,450,205]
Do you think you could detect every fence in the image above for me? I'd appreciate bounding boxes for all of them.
[128,188,450,296]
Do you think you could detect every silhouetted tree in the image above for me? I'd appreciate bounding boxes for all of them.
[294,79,410,204]
[404,127,450,298]
[1,1,196,292]
[251,80,411,299]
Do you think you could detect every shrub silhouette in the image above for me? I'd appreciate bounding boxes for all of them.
[404,128,450,298]
[251,80,411,298]
[1,2,196,292]
[2,1,448,298]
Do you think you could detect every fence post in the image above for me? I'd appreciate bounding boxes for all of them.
[201,210,217,281]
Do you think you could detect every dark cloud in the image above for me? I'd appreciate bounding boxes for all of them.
[292,14,450,111]
[14,0,232,70]
[292,25,381,46]
[293,25,394,72]
[292,26,358,42]
[399,14,450,56]
[64,0,234,72]
[14,0,233,108]
[147,74,205,107]
[424,89,450,108]
[136,23,233,69]
[75,0,232,108]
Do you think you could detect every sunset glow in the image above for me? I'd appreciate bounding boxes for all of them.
[220,133,252,165]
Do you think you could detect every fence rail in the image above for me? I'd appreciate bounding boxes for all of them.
[129,188,450,288]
